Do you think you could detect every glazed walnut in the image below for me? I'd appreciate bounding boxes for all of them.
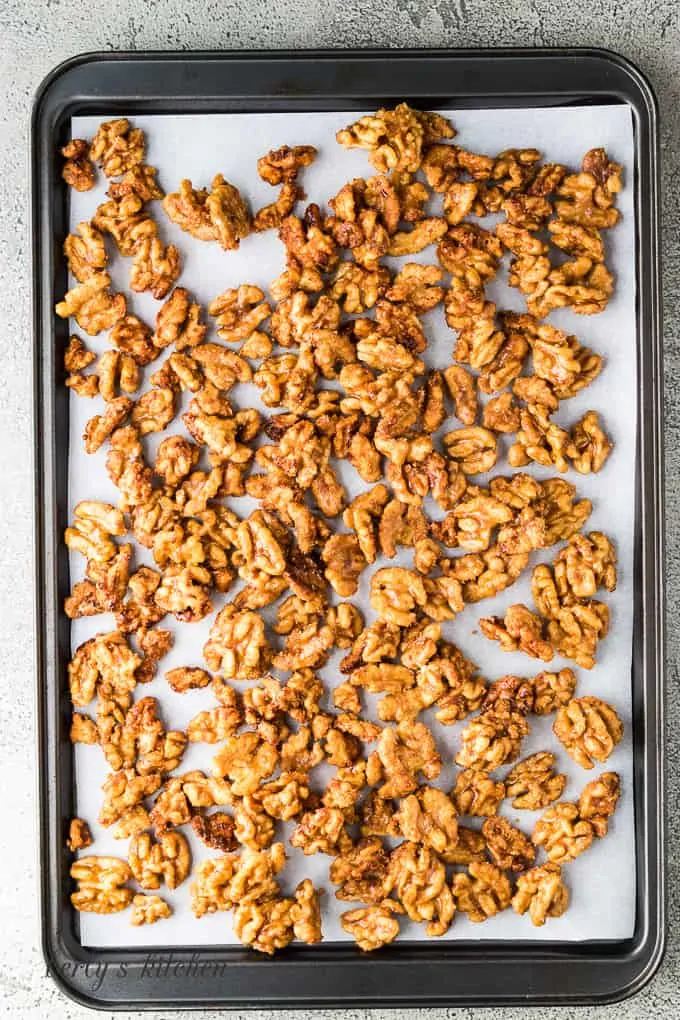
[553,696,623,769]
[130,894,172,926]
[70,856,133,913]
[203,604,272,680]
[481,816,535,872]
[128,830,191,890]
[456,709,528,771]
[505,752,566,810]
[532,802,595,863]
[163,174,251,250]
[577,771,621,836]
[452,861,511,923]
[512,864,569,927]
[340,903,401,951]
[452,769,505,816]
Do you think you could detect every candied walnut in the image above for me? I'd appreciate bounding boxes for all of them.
[191,812,238,852]
[130,237,181,300]
[443,426,497,475]
[479,605,554,662]
[90,118,144,176]
[62,138,95,191]
[190,843,286,918]
[341,902,401,951]
[290,879,324,945]
[129,830,191,890]
[108,163,163,201]
[512,863,569,927]
[483,392,520,433]
[56,272,126,336]
[64,222,107,283]
[203,604,272,680]
[452,861,511,923]
[187,705,242,743]
[453,769,504,816]
[82,396,133,454]
[369,567,426,627]
[578,771,621,837]
[255,772,311,822]
[389,841,455,936]
[329,262,390,313]
[395,786,459,858]
[154,435,199,488]
[388,217,448,256]
[258,144,317,184]
[70,713,98,744]
[322,533,367,597]
[545,601,610,670]
[443,181,480,225]
[67,818,93,852]
[377,722,441,799]
[442,825,487,866]
[92,192,156,256]
[212,733,278,796]
[290,806,350,856]
[508,404,570,473]
[68,630,140,708]
[64,335,96,376]
[482,674,534,718]
[532,668,577,714]
[209,285,271,343]
[337,103,454,174]
[532,802,595,863]
[70,856,133,914]
[253,181,301,232]
[96,350,139,401]
[130,893,172,926]
[279,209,338,271]
[154,565,213,624]
[443,365,478,425]
[360,791,399,839]
[340,618,401,673]
[554,532,616,600]
[163,174,251,249]
[482,816,535,872]
[566,410,613,474]
[456,709,528,771]
[330,836,392,903]
[273,618,335,671]
[232,796,276,850]
[506,751,566,810]
[233,896,297,955]
[555,149,622,228]
[327,603,364,649]
[553,696,623,770]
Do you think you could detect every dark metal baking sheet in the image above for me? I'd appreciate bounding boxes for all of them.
[32,47,665,1009]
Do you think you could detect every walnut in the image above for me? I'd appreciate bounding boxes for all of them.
[508,404,570,473]
[532,668,577,714]
[279,208,338,271]
[577,771,621,836]
[321,533,366,596]
[130,893,172,926]
[505,751,566,810]
[108,163,163,201]
[452,769,505,816]
[255,772,311,821]
[532,802,595,863]
[90,118,144,176]
[190,843,286,918]
[360,790,399,839]
[163,174,251,249]
[253,181,301,231]
[203,604,272,679]
[340,902,401,951]
[483,392,520,433]
[68,631,140,708]
[70,713,98,744]
[62,138,96,191]
[389,841,455,936]
[154,565,213,624]
[64,222,107,283]
[290,806,351,856]
[112,806,150,839]
[452,861,511,923]
[377,722,441,798]
[456,709,528,771]
[554,532,617,600]
[67,818,93,852]
[232,796,276,849]
[479,605,554,662]
[258,144,317,184]
[553,695,623,771]
[566,410,613,474]
[56,272,126,336]
[512,864,569,927]
[327,603,364,649]
[208,285,271,343]
[188,812,237,853]
[482,816,535,872]
[129,830,191,890]
[368,567,425,627]
[481,674,534,719]
[329,836,392,903]
[442,426,497,475]
[212,733,278,796]
[130,237,181,300]
[555,149,622,228]
[337,103,454,174]
[187,704,242,743]
[387,217,448,256]
[395,786,459,857]
[70,856,133,913]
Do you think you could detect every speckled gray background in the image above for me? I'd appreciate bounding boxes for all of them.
[1,1,677,1018]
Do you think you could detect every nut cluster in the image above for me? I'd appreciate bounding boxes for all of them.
[61,104,624,951]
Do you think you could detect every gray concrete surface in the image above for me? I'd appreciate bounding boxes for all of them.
[1,1,677,1017]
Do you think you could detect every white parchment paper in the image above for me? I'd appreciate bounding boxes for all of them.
[67,105,636,947]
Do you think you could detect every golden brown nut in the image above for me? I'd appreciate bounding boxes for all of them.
[577,771,621,836]
[56,272,126,336]
[337,103,454,174]
[532,668,577,714]
[330,836,392,903]
[553,696,623,769]
[479,605,554,662]
[532,802,595,863]
[452,861,511,922]
[456,709,528,771]
[70,856,133,913]
[452,769,505,816]
[130,894,172,926]
[163,174,251,249]
[90,118,144,176]
[482,816,535,872]
[191,812,238,852]
[62,139,96,191]
[506,752,567,810]
[377,722,442,798]
[67,818,93,852]
[212,733,278,796]
[389,841,455,936]
[340,902,402,951]
[395,786,459,857]
[512,863,569,927]
[128,830,191,890]
[258,144,317,184]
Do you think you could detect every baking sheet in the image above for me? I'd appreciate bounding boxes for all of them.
[66,105,637,947]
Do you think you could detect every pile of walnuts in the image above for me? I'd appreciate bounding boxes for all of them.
[62,104,624,953]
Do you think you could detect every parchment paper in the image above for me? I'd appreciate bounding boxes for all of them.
[67,105,637,947]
